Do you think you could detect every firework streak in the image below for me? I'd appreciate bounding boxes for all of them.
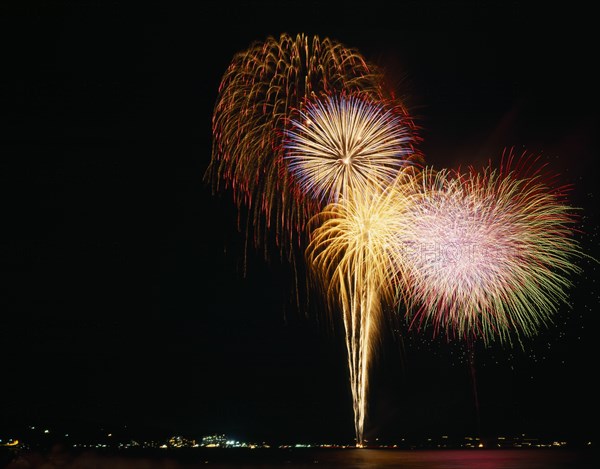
[307,174,416,445]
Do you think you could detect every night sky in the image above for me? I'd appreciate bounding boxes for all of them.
[1,1,597,445]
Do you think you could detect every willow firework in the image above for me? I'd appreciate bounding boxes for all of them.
[399,158,581,343]
[207,33,412,261]
[307,173,416,446]
[285,94,417,204]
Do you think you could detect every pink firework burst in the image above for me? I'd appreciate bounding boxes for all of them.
[399,155,581,344]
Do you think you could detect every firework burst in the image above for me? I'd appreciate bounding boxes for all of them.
[285,94,418,204]
[207,34,414,261]
[307,173,416,445]
[206,32,583,447]
[399,157,581,343]
[207,34,418,446]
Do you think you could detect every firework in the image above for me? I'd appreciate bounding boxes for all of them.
[307,173,415,445]
[399,157,581,343]
[285,94,417,204]
[208,33,410,261]
[208,35,417,445]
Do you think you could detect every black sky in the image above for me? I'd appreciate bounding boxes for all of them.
[1,1,597,445]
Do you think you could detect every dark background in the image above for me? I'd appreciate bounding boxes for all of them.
[1,1,597,445]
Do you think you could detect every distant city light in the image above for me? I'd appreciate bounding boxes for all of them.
[4,428,589,452]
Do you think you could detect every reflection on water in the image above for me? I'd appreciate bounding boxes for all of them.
[4,448,593,469]
[317,449,591,469]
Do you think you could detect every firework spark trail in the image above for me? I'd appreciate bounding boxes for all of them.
[398,158,581,343]
[284,93,417,445]
[284,94,417,446]
[285,94,417,204]
[307,176,415,445]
